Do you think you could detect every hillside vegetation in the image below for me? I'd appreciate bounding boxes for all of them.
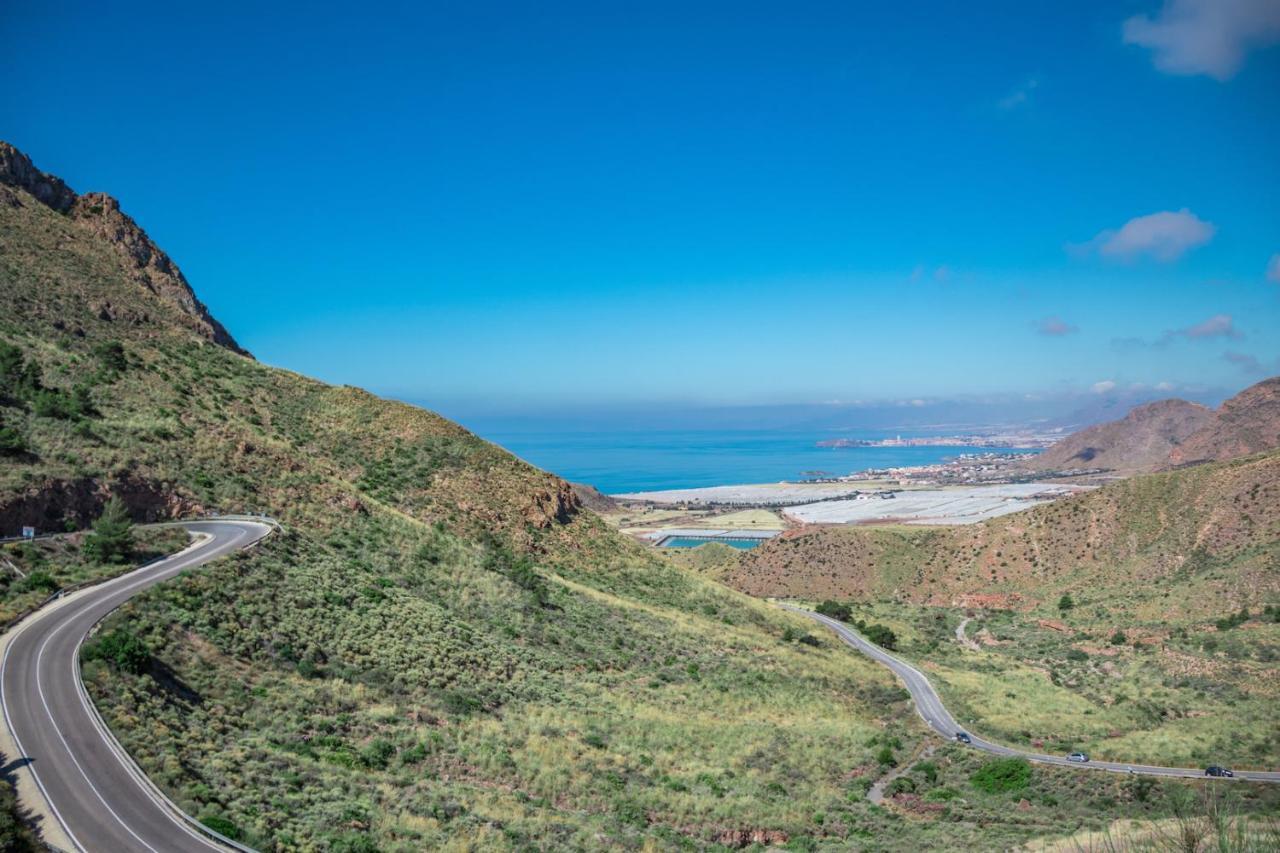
[5,141,1278,849]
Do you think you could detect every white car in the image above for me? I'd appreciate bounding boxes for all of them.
[1067,752,1089,762]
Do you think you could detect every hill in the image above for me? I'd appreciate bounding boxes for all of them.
[730,450,1280,619]
[1170,376,1280,466]
[1018,398,1213,473]
[0,141,1056,851]
[1020,377,1280,475]
[6,141,1278,849]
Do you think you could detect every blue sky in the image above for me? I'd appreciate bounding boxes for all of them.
[4,1,1278,420]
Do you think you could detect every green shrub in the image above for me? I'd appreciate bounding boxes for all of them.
[1110,630,1127,645]
[83,628,151,674]
[0,423,27,456]
[861,623,898,651]
[199,815,241,840]
[93,341,127,375]
[970,758,1031,794]
[815,600,852,622]
[14,571,59,594]
[1215,609,1251,631]
[1057,593,1074,612]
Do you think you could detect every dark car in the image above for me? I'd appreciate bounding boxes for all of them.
[1205,766,1234,778]
[954,732,972,744]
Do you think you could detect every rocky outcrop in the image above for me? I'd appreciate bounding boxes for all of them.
[0,140,248,356]
[0,475,204,536]
[569,482,618,513]
[0,141,77,211]
[523,480,581,528]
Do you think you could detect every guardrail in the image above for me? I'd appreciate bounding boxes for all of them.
[4,516,280,852]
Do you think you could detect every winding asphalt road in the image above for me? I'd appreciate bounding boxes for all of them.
[1,519,272,853]
[784,605,1280,784]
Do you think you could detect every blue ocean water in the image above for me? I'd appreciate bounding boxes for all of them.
[479,429,1034,494]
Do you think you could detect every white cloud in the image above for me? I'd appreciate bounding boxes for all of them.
[1155,381,1176,391]
[1267,253,1280,283]
[998,78,1039,110]
[1084,209,1215,262]
[1092,380,1118,394]
[1123,0,1280,81]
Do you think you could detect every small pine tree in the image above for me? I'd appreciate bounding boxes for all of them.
[1057,593,1074,612]
[82,497,134,563]
[0,422,26,456]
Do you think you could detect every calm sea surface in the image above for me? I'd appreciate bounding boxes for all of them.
[479,429,1035,494]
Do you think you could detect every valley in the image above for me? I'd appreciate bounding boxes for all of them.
[1,136,1277,851]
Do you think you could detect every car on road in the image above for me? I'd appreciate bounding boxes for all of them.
[1066,752,1089,762]
[954,732,971,744]
[1205,766,1234,778]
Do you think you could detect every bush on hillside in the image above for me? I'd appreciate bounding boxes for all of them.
[83,628,151,675]
[0,422,27,456]
[856,621,898,651]
[815,600,852,622]
[1215,609,1251,631]
[970,757,1032,794]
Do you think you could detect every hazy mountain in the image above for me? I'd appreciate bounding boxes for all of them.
[1019,398,1215,473]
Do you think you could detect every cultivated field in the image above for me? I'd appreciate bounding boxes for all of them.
[783,484,1090,526]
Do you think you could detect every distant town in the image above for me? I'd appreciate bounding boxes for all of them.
[816,433,1061,449]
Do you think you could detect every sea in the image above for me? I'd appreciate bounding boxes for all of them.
[478,429,1035,494]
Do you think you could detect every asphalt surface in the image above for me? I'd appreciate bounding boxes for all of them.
[784,605,1280,784]
[2,520,272,852]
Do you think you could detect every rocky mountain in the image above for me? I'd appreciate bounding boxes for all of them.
[1021,377,1280,475]
[1019,398,1214,473]
[0,141,245,355]
[1170,376,1280,466]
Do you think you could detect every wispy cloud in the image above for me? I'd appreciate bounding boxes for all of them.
[1074,208,1215,262]
[1092,380,1117,394]
[1123,0,1280,81]
[1223,350,1264,374]
[1037,316,1078,336]
[998,78,1039,110]
[1268,253,1280,284]
[1177,313,1242,340]
[1111,314,1243,350]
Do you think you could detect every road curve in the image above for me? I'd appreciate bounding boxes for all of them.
[1,520,273,853]
[784,605,1280,784]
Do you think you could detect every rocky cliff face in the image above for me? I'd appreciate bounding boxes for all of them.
[0,141,247,355]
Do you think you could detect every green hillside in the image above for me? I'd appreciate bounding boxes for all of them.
[4,142,1277,850]
[731,451,1280,620]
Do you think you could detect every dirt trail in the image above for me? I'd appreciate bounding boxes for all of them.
[868,743,936,804]
[956,617,981,652]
